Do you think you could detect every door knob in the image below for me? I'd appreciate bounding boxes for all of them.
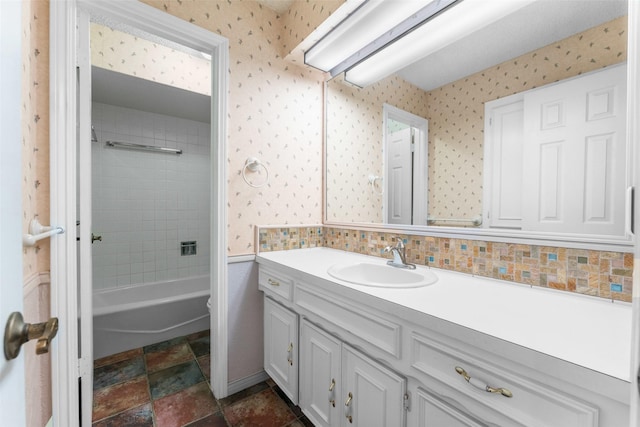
[92,233,102,243]
[4,312,58,360]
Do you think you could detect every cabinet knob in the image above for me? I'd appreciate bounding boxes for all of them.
[268,278,280,287]
[455,366,513,398]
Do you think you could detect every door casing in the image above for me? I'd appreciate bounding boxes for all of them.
[50,1,229,425]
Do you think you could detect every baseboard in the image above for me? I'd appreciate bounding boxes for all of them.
[226,370,270,396]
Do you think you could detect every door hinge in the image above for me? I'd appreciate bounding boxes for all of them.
[403,392,410,411]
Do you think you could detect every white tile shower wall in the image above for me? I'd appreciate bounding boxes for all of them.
[91,102,210,290]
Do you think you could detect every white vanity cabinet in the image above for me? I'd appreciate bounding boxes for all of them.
[300,320,341,427]
[257,249,630,427]
[410,385,500,427]
[300,319,407,427]
[264,296,299,404]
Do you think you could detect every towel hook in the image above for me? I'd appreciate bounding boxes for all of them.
[368,174,384,196]
[242,157,269,188]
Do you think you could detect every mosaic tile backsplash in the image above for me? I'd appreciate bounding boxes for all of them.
[258,226,633,302]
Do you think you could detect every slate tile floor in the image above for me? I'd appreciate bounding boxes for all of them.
[92,330,312,427]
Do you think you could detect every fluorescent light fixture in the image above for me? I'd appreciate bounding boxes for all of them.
[344,0,537,87]
[304,0,435,73]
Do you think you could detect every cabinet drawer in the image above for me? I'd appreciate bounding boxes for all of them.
[410,332,599,427]
[411,384,523,427]
[296,282,401,358]
[259,267,293,301]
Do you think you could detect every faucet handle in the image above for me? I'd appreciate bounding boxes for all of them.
[395,236,405,248]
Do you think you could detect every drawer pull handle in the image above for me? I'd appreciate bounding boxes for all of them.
[329,378,336,407]
[455,366,513,398]
[268,278,280,287]
[344,392,353,423]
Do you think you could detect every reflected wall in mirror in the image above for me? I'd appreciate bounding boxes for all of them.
[325,2,628,239]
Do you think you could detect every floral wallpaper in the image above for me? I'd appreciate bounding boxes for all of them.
[90,22,211,96]
[281,0,346,63]
[22,0,51,278]
[325,16,628,223]
[326,74,429,223]
[258,225,634,303]
[426,15,628,218]
[138,0,326,256]
[21,1,52,426]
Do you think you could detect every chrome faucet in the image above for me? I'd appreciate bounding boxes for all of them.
[384,236,416,269]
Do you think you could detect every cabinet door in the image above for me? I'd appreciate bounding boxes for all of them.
[264,297,299,404]
[300,320,342,427]
[342,344,406,427]
[411,386,490,427]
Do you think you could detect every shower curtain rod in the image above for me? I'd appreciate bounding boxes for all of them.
[106,140,183,155]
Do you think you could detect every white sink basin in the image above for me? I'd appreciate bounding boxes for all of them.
[327,263,438,288]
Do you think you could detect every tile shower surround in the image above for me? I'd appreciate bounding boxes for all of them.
[91,102,211,290]
[258,226,633,302]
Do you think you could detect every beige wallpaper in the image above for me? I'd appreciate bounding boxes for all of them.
[281,0,345,63]
[90,22,211,96]
[426,15,628,218]
[22,0,51,278]
[326,74,429,223]
[21,1,52,426]
[141,0,326,255]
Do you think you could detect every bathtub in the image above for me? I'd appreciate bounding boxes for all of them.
[93,275,210,359]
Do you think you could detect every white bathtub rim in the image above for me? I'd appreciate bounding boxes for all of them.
[93,275,210,317]
[96,313,210,335]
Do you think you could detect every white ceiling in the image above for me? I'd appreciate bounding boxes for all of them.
[91,67,211,123]
[397,0,628,91]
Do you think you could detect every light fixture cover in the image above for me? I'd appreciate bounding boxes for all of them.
[304,0,428,74]
[345,0,537,87]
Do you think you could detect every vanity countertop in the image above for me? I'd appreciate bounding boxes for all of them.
[256,247,632,382]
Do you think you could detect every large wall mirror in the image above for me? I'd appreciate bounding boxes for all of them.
[325,0,633,248]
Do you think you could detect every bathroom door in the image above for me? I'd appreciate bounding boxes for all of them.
[386,127,413,224]
[0,1,27,423]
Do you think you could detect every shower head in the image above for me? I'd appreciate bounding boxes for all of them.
[91,126,98,142]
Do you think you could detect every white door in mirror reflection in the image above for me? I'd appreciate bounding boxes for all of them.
[484,96,525,229]
[522,63,627,236]
[387,127,413,224]
[383,104,429,226]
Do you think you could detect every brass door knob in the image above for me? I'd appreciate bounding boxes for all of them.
[4,312,59,360]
